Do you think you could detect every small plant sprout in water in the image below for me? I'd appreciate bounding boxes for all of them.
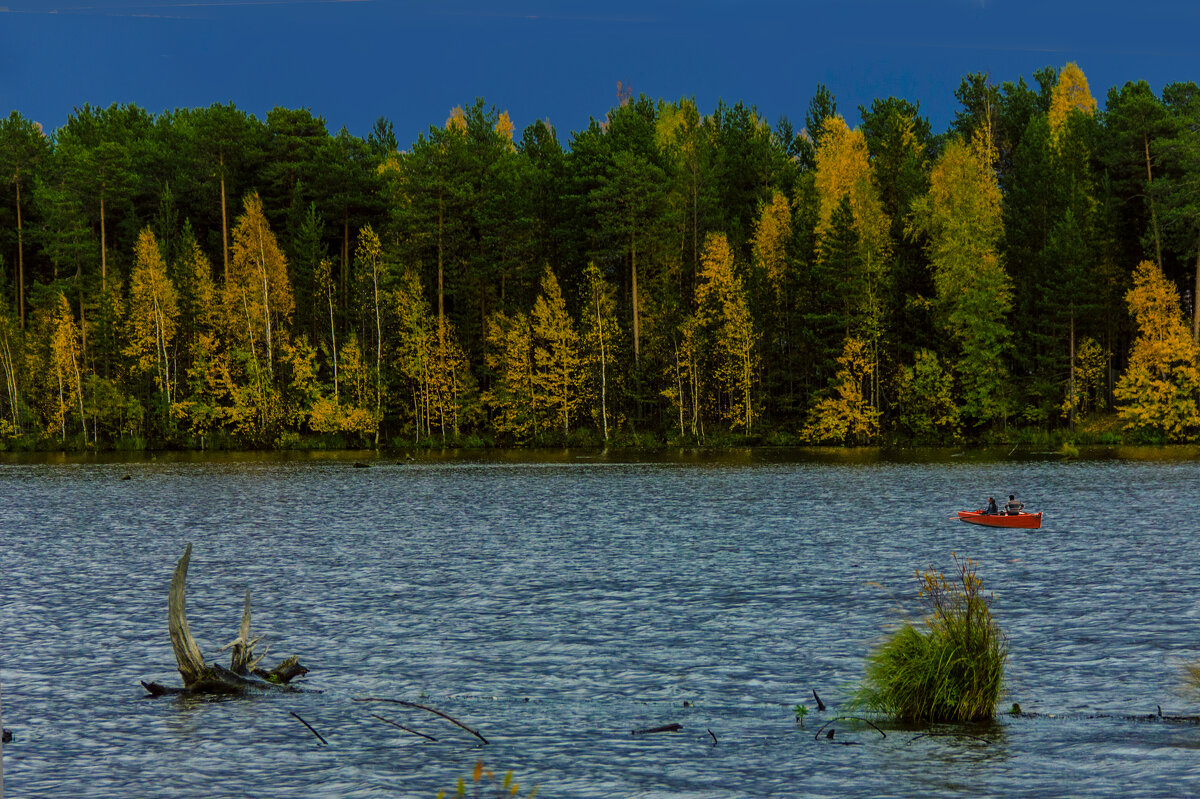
[853,553,1008,723]
[1184,661,1200,695]
[793,703,809,726]
[436,760,539,798]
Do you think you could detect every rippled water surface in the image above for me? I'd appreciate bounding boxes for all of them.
[3,449,1200,797]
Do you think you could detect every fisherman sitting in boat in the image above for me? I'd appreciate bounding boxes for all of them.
[1005,494,1024,515]
[984,496,998,515]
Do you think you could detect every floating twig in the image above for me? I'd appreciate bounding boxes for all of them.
[353,697,488,744]
[906,731,992,745]
[631,723,682,735]
[290,711,327,745]
[707,728,717,745]
[813,716,887,741]
[369,713,438,741]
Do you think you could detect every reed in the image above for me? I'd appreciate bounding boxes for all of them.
[854,554,1008,722]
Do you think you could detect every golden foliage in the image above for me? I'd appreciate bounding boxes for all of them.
[495,110,516,148]
[530,266,582,434]
[446,105,467,132]
[1062,337,1109,420]
[48,293,86,439]
[697,233,758,432]
[1114,260,1200,441]
[225,193,294,378]
[484,310,536,441]
[1049,62,1098,134]
[126,228,179,404]
[814,114,890,261]
[908,131,1012,423]
[752,190,792,294]
[580,263,622,439]
[803,336,879,444]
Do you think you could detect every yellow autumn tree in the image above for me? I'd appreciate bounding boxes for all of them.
[446,105,467,132]
[429,317,473,439]
[908,128,1012,425]
[126,228,179,412]
[802,336,880,445]
[48,293,87,443]
[484,310,536,441]
[331,334,377,439]
[752,190,792,295]
[697,232,757,432]
[0,304,21,435]
[814,115,891,262]
[224,192,294,380]
[579,262,623,440]
[495,110,516,150]
[1114,260,1200,441]
[391,267,435,439]
[356,224,385,443]
[530,266,582,437]
[173,239,228,446]
[1049,62,1098,136]
[813,114,891,402]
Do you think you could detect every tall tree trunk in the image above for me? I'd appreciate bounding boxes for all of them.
[220,154,229,280]
[342,214,350,316]
[631,232,640,365]
[57,361,65,443]
[258,233,273,377]
[437,193,445,339]
[1193,231,1200,343]
[71,347,87,444]
[328,284,339,401]
[15,178,24,328]
[1068,312,1076,432]
[1144,133,1163,270]
[673,339,684,437]
[597,296,608,441]
[1,325,18,430]
[100,192,107,292]
[372,260,382,448]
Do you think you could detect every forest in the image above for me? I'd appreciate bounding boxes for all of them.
[1,62,1199,450]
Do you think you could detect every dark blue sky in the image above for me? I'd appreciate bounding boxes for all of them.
[3,0,1199,145]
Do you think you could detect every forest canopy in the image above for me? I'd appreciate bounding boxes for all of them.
[2,63,1200,450]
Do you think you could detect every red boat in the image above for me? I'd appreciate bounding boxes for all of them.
[956,510,1043,529]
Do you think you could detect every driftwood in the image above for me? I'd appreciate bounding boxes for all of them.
[290,711,328,745]
[141,543,310,696]
[353,697,488,744]
[631,723,682,735]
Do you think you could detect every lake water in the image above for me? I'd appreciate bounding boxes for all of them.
[3,448,1200,797]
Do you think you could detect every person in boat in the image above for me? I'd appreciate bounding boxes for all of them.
[1005,494,1024,515]
[984,496,998,515]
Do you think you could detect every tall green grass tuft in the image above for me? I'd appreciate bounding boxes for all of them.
[854,554,1008,722]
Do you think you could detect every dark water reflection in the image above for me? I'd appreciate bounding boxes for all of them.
[3,451,1200,797]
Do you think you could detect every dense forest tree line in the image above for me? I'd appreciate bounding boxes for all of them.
[2,63,1200,449]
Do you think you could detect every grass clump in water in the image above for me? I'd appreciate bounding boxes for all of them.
[854,554,1008,722]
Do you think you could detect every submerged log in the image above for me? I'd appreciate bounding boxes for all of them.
[142,543,310,697]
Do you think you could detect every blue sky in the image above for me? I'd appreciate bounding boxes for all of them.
[2,0,1199,145]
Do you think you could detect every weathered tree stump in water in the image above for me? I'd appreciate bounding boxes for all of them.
[141,543,311,696]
